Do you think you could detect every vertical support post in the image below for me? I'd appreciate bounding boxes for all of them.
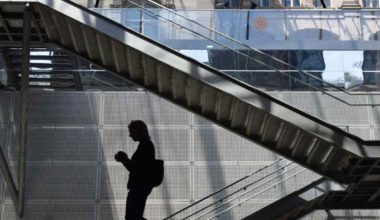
[0,144,18,211]
[18,3,31,218]
[73,57,83,91]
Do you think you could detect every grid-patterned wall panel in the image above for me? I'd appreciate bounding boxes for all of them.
[2,203,96,220]
[9,127,99,162]
[101,128,133,162]
[0,92,11,125]
[0,127,8,153]
[190,201,270,220]
[3,164,17,200]
[100,165,129,200]
[50,165,97,200]
[4,165,49,201]
[373,128,380,139]
[149,165,190,200]
[48,204,96,220]
[212,202,268,220]
[13,92,101,125]
[194,165,289,200]
[370,96,380,125]
[5,165,97,201]
[103,93,190,125]
[98,203,125,220]
[101,165,189,200]
[0,91,374,219]
[101,128,190,161]
[281,92,369,125]
[342,127,372,140]
[24,165,53,200]
[144,203,192,220]
[3,204,47,220]
[194,128,279,161]
[99,202,192,220]
[284,167,321,192]
[150,128,190,161]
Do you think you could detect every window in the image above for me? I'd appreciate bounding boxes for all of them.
[261,0,270,7]
[284,0,292,7]
[364,0,380,7]
[313,0,331,7]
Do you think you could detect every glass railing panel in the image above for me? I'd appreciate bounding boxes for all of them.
[92,8,376,89]
[92,7,375,95]
[285,10,340,41]
[128,7,374,93]
[338,10,362,41]
[94,8,367,90]
[361,10,380,41]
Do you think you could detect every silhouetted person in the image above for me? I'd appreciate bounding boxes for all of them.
[115,120,155,220]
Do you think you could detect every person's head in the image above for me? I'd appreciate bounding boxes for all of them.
[128,120,150,141]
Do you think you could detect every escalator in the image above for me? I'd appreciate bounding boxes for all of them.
[4,0,378,182]
[1,0,380,218]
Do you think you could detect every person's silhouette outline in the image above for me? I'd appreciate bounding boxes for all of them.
[115,120,155,220]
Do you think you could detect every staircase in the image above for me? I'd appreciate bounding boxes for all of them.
[164,159,314,219]
[243,178,345,219]
[3,48,82,90]
[340,0,362,9]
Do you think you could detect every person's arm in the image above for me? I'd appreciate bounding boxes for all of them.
[115,151,133,171]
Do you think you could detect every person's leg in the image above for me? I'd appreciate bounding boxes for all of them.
[126,189,140,220]
[125,189,134,220]
[125,187,152,220]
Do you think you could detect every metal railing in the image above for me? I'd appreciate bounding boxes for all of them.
[205,167,306,220]
[164,159,309,219]
[122,0,380,106]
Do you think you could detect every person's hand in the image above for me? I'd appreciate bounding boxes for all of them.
[115,151,129,163]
